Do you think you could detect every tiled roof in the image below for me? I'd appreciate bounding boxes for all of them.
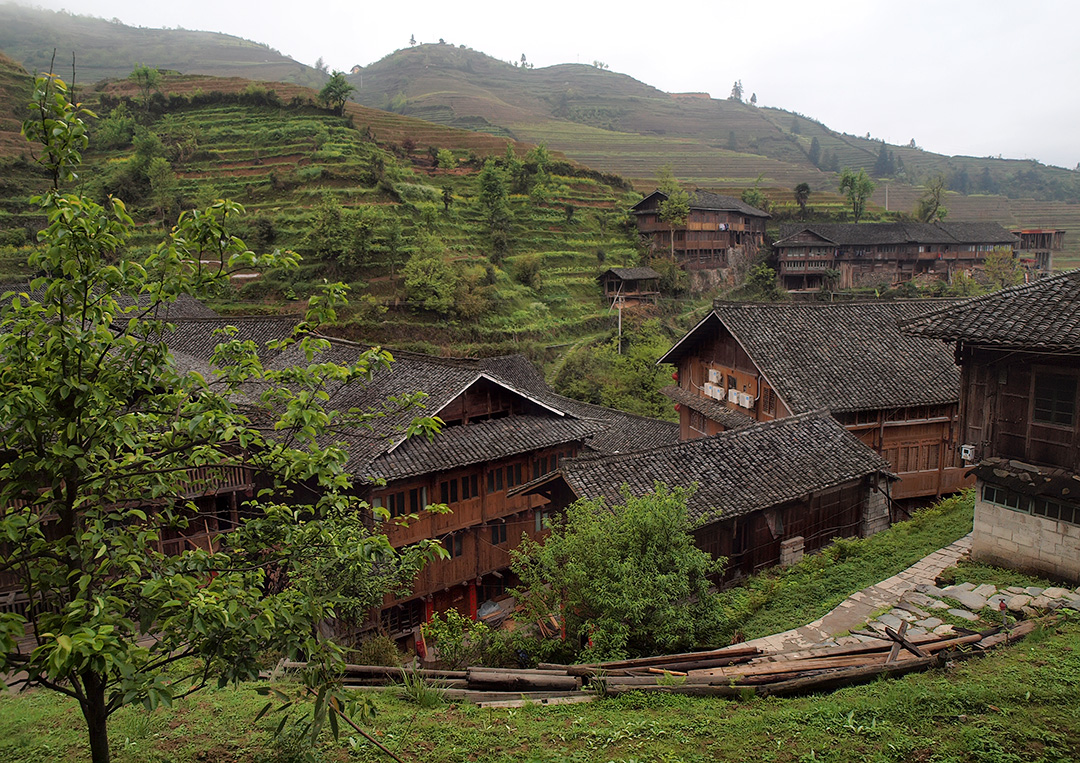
[631,190,769,218]
[555,412,889,526]
[598,267,662,282]
[972,458,1080,503]
[661,301,962,413]
[164,315,303,362]
[774,222,1018,248]
[899,271,1080,353]
[660,385,756,431]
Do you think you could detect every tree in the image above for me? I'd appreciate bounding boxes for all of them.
[983,248,1024,289]
[477,159,512,259]
[145,155,178,224]
[750,92,757,106]
[410,34,416,46]
[127,63,160,115]
[511,485,724,661]
[807,137,821,168]
[793,182,811,217]
[745,263,784,301]
[2,74,444,763]
[914,174,948,222]
[658,188,690,261]
[318,70,355,116]
[872,142,896,178]
[729,79,743,102]
[838,168,875,223]
[403,234,459,314]
[314,56,329,74]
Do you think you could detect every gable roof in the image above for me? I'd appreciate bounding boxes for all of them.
[631,189,770,218]
[774,222,1018,248]
[546,412,888,526]
[899,270,1080,353]
[597,267,662,282]
[659,301,962,413]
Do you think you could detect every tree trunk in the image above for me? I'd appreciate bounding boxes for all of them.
[80,671,111,763]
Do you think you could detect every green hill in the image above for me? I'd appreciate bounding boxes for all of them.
[0,4,325,87]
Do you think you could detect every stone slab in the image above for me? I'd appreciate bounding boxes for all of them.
[1007,594,1032,612]
[972,584,998,598]
[1025,586,1045,597]
[948,608,981,622]
[915,617,943,629]
[1043,587,1071,599]
[945,582,977,592]
[945,590,987,611]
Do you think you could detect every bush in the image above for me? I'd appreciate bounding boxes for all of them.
[420,610,489,669]
[351,634,403,667]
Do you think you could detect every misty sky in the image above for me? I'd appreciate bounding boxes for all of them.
[18,0,1080,169]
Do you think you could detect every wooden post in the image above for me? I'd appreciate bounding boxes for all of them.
[467,581,478,620]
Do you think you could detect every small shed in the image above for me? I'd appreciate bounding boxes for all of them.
[597,266,662,307]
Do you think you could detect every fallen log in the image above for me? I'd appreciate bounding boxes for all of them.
[761,656,941,697]
[600,683,750,698]
[281,661,465,681]
[477,694,596,709]
[466,668,581,692]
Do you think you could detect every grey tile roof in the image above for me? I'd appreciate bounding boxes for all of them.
[631,190,770,218]
[598,267,662,282]
[661,301,962,413]
[899,271,1080,353]
[164,315,303,362]
[556,412,889,526]
[660,385,756,431]
[774,222,1018,248]
[972,458,1080,503]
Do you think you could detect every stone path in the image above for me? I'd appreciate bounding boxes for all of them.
[745,533,974,654]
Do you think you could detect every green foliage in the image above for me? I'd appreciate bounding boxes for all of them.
[350,634,403,668]
[0,74,444,763]
[95,103,137,150]
[838,167,875,223]
[743,263,784,301]
[420,610,490,669]
[396,670,445,708]
[740,186,767,212]
[317,71,355,116]
[436,148,455,169]
[402,235,459,314]
[793,182,811,216]
[515,253,543,289]
[552,317,678,420]
[512,485,724,661]
[983,248,1024,289]
[128,63,161,114]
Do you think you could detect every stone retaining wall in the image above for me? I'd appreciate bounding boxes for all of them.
[973,495,1080,584]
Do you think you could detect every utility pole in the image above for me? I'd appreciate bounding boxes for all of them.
[615,295,625,354]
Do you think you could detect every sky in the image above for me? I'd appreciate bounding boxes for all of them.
[18,0,1080,169]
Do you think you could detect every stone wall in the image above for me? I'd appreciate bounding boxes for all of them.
[861,486,891,538]
[973,491,1080,583]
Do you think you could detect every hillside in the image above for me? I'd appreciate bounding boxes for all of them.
[0,3,325,87]
[352,44,1080,265]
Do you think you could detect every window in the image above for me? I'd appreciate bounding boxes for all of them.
[1033,373,1076,427]
[535,510,550,533]
[443,533,463,557]
[506,463,523,488]
[408,487,427,514]
[384,491,406,517]
[689,410,706,433]
[491,523,507,545]
[763,388,776,416]
[461,473,478,500]
[982,483,1023,511]
[1033,498,1078,525]
[440,479,458,504]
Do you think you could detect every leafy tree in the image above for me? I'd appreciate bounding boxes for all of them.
[914,174,948,222]
[807,137,821,168]
[128,63,160,115]
[838,168,875,223]
[983,248,1024,289]
[145,155,178,224]
[511,485,724,660]
[727,130,738,151]
[421,610,489,669]
[656,166,689,260]
[477,159,512,259]
[410,34,416,46]
[403,234,459,314]
[750,92,757,106]
[95,103,136,149]
[744,263,784,300]
[872,142,896,177]
[314,56,329,74]
[436,148,456,169]
[793,182,811,217]
[2,74,443,763]
[729,79,743,102]
[318,70,355,115]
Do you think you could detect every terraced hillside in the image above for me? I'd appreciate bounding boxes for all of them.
[353,44,1080,264]
[0,68,650,365]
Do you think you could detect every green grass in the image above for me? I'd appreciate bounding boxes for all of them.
[716,491,975,642]
[3,613,1078,762]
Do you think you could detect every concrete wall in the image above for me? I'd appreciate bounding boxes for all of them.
[861,486,891,538]
[973,490,1080,584]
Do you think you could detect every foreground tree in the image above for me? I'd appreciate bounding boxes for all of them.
[838,168,875,223]
[318,70,355,115]
[983,248,1024,290]
[512,486,724,661]
[1,74,442,763]
[914,174,948,222]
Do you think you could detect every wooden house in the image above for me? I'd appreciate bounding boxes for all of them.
[657,300,971,502]
[597,266,662,307]
[1010,228,1063,277]
[631,190,769,269]
[517,412,892,582]
[901,272,1080,582]
[773,222,1018,292]
[264,338,680,641]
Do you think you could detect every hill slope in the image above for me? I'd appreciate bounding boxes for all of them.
[0,4,324,87]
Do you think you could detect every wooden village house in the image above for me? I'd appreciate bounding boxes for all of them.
[516,412,892,582]
[1011,228,1064,277]
[657,300,972,503]
[901,271,1080,583]
[631,190,769,269]
[772,222,1019,292]
[597,266,662,307]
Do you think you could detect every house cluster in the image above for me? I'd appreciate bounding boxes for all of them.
[631,188,1062,294]
[5,272,1077,650]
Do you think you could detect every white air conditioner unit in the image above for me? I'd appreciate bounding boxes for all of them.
[704,383,716,400]
[707,368,721,384]
[728,389,740,404]
[960,444,976,462]
[710,384,724,400]
[739,392,753,408]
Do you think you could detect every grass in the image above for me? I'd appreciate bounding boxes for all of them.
[3,614,1078,762]
[715,491,974,642]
